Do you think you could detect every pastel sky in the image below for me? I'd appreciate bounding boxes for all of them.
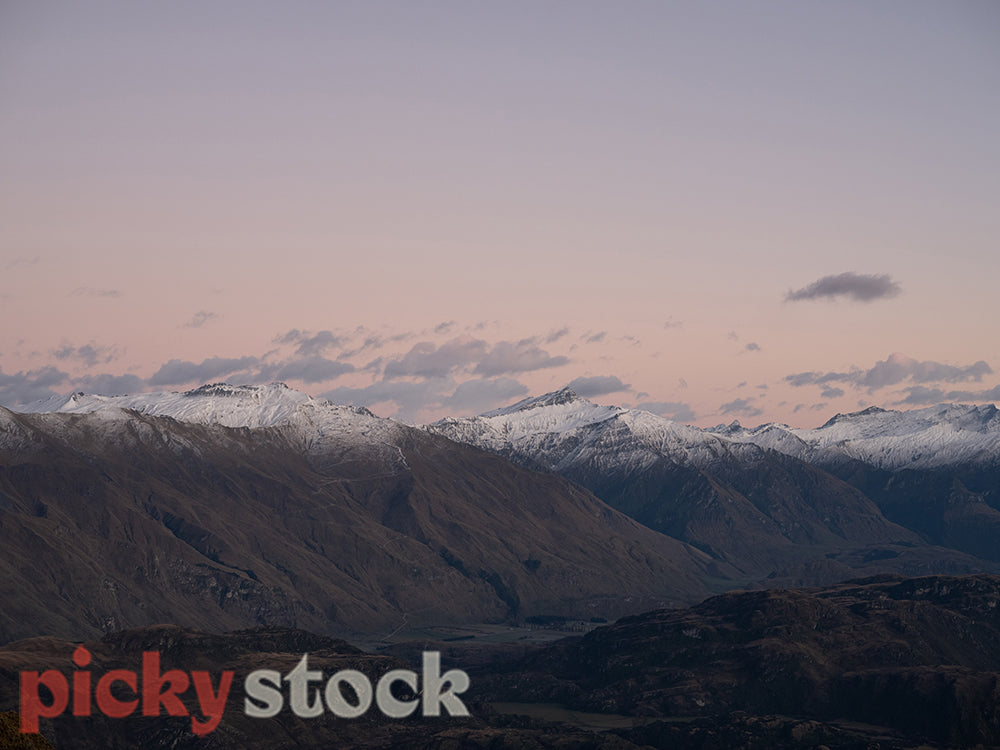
[2,1,999,426]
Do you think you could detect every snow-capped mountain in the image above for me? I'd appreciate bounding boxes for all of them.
[15,382,405,460]
[713,403,1000,471]
[1,383,730,642]
[429,388,940,578]
[432,386,753,475]
[430,388,1000,574]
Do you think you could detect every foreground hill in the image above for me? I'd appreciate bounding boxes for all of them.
[478,573,1000,748]
[3,575,999,748]
[0,385,724,644]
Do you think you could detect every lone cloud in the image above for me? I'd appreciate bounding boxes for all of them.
[785,272,901,303]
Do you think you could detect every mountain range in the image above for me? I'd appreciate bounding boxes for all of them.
[3,383,999,645]
[430,387,999,582]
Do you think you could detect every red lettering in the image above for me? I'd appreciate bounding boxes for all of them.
[19,670,69,733]
[142,652,189,717]
[95,670,139,718]
[190,671,233,735]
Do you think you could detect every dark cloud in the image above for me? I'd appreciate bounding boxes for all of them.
[273,329,348,358]
[148,356,260,386]
[0,366,69,406]
[897,383,1000,406]
[820,386,845,399]
[565,375,630,397]
[184,311,218,329]
[72,373,145,396]
[584,331,606,344]
[52,343,116,367]
[273,357,355,384]
[322,378,452,422]
[635,401,696,422]
[442,377,529,415]
[71,287,123,298]
[473,340,569,377]
[385,338,489,379]
[745,342,761,352]
[785,370,852,388]
[785,272,901,303]
[546,327,570,343]
[433,320,455,334]
[720,397,763,417]
[786,354,992,393]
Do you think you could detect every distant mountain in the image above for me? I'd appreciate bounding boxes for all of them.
[429,389,997,581]
[712,402,1000,470]
[0,384,724,644]
[714,404,1000,562]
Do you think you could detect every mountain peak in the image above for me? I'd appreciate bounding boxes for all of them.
[819,405,891,429]
[482,386,585,417]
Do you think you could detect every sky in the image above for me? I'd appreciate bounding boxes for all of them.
[2,1,999,427]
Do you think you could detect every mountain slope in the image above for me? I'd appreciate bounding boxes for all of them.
[0,386,727,644]
[716,404,1000,561]
[429,389,991,581]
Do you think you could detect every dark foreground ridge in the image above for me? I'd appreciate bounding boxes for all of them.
[2,575,1000,748]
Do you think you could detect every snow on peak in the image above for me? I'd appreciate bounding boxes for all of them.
[10,382,397,439]
[482,386,584,417]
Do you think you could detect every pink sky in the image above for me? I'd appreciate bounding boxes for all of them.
[2,2,999,426]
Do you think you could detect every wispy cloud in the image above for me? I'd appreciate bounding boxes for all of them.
[5,256,39,271]
[566,375,630,397]
[273,329,348,357]
[52,342,117,367]
[785,272,900,303]
[0,366,69,405]
[71,287,123,298]
[635,400,696,422]
[183,311,218,329]
[786,353,992,393]
[148,356,260,386]
[720,397,763,418]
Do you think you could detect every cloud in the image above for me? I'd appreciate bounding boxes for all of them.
[897,383,1000,406]
[785,370,851,388]
[72,373,145,396]
[584,331,606,344]
[785,272,901,302]
[546,327,570,343]
[273,329,348,357]
[720,397,763,418]
[385,337,489,378]
[322,378,452,422]
[785,353,992,393]
[273,356,354,384]
[473,340,569,377]
[148,356,260,386]
[442,377,529,415]
[433,320,455,334]
[566,375,630,397]
[5,256,39,271]
[71,287,123,298]
[52,342,117,367]
[635,401,696,422]
[745,342,761,352]
[820,386,845,399]
[664,318,683,330]
[0,366,69,406]
[184,311,218,329]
